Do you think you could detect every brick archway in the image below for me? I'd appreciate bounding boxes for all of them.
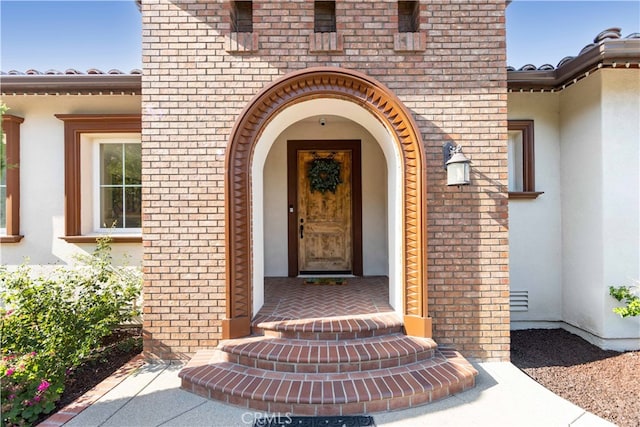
[223,67,431,339]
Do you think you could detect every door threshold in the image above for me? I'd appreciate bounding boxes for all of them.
[297,274,356,278]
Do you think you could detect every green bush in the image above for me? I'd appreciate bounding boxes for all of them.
[609,285,640,318]
[0,237,142,426]
[0,352,64,426]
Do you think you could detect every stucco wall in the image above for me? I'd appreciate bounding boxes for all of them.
[0,95,142,267]
[560,73,604,338]
[507,69,640,350]
[507,92,563,324]
[263,117,387,277]
[599,69,640,345]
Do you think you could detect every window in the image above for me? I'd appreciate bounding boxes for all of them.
[398,1,419,33]
[56,114,142,242]
[508,120,543,199]
[314,1,336,33]
[96,140,142,231]
[1,114,24,243]
[231,1,253,33]
[394,1,425,52]
[1,134,6,230]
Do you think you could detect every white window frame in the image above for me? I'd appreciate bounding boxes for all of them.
[78,133,141,236]
[0,130,7,235]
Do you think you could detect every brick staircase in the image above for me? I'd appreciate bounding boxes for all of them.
[179,311,477,415]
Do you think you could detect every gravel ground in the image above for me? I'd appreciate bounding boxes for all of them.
[511,329,640,427]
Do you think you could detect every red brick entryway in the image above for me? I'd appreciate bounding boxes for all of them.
[179,68,478,414]
[180,278,477,415]
[222,67,432,340]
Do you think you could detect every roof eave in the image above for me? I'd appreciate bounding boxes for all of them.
[508,39,640,91]
[0,74,141,95]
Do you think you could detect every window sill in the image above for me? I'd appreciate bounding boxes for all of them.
[0,235,24,243]
[309,32,343,53]
[393,32,426,52]
[509,191,544,200]
[60,235,142,243]
[226,32,258,53]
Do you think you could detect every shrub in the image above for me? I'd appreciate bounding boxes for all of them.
[1,352,64,426]
[0,236,141,426]
[609,285,640,318]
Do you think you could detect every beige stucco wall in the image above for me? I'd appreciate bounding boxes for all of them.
[263,117,388,277]
[0,95,142,267]
[507,92,563,324]
[509,70,639,350]
[600,70,640,343]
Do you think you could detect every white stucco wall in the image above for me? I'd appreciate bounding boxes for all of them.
[251,98,404,316]
[599,69,640,344]
[560,73,604,338]
[262,117,388,277]
[508,69,640,350]
[0,95,142,267]
[507,92,563,324]
[560,70,640,349]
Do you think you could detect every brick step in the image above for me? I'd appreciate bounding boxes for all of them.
[218,333,437,373]
[252,312,403,340]
[180,348,477,416]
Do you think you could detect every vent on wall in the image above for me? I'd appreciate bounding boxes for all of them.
[510,290,529,312]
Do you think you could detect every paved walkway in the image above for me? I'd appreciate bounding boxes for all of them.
[40,359,614,427]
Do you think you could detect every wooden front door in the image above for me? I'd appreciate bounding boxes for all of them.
[288,140,362,276]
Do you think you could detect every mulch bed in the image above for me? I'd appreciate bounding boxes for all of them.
[35,327,142,425]
[511,329,640,427]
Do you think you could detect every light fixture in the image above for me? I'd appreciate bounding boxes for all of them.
[443,142,471,186]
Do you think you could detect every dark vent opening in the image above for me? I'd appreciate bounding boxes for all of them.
[398,1,419,33]
[315,1,336,33]
[231,1,253,33]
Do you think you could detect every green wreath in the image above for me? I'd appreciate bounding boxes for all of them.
[308,155,342,194]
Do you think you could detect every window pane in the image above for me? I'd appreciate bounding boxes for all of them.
[1,138,5,229]
[1,139,6,186]
[508,131,524,192]
[0,185,5,229]
[124,143,142,185]
[100,187,123,228]
[100,144,123,186]
[124,187,142,228]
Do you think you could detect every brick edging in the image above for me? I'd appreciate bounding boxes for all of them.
[37,354,147,427]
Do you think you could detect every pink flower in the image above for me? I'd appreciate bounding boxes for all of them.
[37,380,50,392]
[33,395,42,403]
[6,368,15,376]
[8,394,16,401]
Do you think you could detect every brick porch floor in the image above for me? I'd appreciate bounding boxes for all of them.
[180,276,477,415]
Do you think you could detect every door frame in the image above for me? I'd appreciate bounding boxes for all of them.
[287,140,363,277]
[223,67,432,340]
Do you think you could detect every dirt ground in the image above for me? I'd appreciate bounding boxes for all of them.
[35,328,142,425]
[511,329,640,427]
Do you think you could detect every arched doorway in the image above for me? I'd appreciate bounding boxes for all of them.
[223,67,431,339]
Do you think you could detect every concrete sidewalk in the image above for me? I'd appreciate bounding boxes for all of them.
[41,361,614,427]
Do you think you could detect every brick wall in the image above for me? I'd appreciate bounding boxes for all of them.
[142,0,509,361]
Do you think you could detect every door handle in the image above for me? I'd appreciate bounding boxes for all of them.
[300,224,304,239]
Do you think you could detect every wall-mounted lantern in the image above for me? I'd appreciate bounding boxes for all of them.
[443,142,471,186]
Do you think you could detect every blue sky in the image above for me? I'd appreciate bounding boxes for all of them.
[0,0,638,72]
